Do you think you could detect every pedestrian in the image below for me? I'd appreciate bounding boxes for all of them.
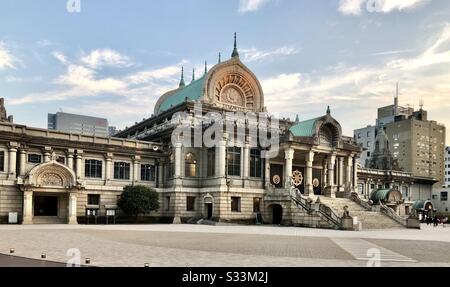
[433,216,439,227]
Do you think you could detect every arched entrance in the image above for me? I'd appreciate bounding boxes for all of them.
[20,161,79,225]
[270,204,283,225]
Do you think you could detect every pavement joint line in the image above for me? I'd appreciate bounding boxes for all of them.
[331,237,417,263]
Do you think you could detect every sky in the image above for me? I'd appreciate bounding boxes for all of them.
[0,0,450,143]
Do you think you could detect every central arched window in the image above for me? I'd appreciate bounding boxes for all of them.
[185,152,197,178]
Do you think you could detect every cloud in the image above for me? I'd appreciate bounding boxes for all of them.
[52,51,68,65]
[0,42,18,70]
[9,49,184,107]
[80,49,132,69]
[261,24,450,139]
[238,0,270,13]
[339,0,431,16]
[339,0,366,15]
[241,46,299,62]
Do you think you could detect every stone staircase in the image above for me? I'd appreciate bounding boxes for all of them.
[317,197,405,230]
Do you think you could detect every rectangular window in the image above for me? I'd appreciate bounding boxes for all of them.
[87,194,100,205]
[186,196,196,212]
[85,159,102,178]
[227,147,241,177]
[114,162,130,180]
[0,151,4,172]
[441,192,448,202]
[253,197,261,213]
[231,197,241,212]
[56,156,65,165]
[250,149,262,178]
[28,154,42,164]
[207,148,215,177]
[141,164,156,181]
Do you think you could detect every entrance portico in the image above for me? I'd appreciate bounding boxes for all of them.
[19,161,81,224]
[268,110,360,199]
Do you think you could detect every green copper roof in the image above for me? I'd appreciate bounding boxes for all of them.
[289,118,319,137]
[370,189,391,203]
[158,75,205,113]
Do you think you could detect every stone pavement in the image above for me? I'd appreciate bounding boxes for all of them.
[0,224,449,267]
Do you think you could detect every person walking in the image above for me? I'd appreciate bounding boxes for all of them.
[433,216,439,227]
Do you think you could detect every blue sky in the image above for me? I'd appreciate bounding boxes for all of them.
[1,0,450,142]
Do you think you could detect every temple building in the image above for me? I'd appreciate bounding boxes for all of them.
[0,36,416,229]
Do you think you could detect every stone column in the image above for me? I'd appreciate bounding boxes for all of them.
[68,193,78,224]
[243,141,250,179]
[19,148,27,177]
[323,159,328,189]
[66,149,75,170]
[133,155,140,183]
[284,147,294,189]
[158,160,164,188]
[22,191,33,224]
[174,143,182,179]
[353,157,358,192]
[8,143,18,180]
[216,138,226,178]
[305,151,315,197]
[326,154,336,198]
[346,156,353,192]
[75,150,83,180]
[105,153,113,184]
[43,147,52,163]
[264,156,271,188]
[338,157,345,192]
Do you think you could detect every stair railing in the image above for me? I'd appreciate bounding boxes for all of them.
[350,192,373,211]
[379,202,407,226]
[289,188,342,229]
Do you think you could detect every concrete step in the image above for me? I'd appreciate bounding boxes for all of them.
[32,216,66,224]
[316,197,404,230]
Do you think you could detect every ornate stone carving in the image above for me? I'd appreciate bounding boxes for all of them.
[292,170,303,186]
[313,178,320,188]
[272,175,281,185]
[221,86,244,106]
[39,173,64,186]
[214,74,254,109]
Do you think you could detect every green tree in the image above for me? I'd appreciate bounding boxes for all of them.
[117,185,160,218]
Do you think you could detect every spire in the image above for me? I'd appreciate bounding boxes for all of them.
[204,61,208,75]
[326,106,331,115]
[218,52,221,64]
[295,114,299,123]
[191,68,195,82]
[179,66,185,88]
[231,32,239,58]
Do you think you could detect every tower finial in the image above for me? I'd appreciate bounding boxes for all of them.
[218,52,221,64]
[204,61,208,75]
[179,66,185,88]
[326,106,331,115]
[191,68,195,82]
[231,32,239,58]
[295,114,299,123]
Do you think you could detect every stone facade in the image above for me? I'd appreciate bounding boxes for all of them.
[0,40,363,227]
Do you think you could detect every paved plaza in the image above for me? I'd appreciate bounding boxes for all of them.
[0,224,450,267]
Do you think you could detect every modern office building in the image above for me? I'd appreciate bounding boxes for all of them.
[354,92,446,187]
[384,108,446,187]
[48,112,109,137]
[445,146,450,188]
